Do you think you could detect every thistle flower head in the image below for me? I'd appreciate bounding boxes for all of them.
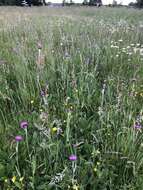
[20,121,28,129]
[69,155,77,161]
[15,135,23,142]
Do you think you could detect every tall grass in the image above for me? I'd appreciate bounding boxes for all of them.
[0,6,143,190]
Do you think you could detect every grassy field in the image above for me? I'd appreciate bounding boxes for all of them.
[0,6,143,190]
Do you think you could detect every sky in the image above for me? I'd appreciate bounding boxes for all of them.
[45,0,137,5]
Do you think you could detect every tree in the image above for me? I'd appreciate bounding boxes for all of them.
[0,0,17,5]
[137,0,143,7]
[89,0,102,6]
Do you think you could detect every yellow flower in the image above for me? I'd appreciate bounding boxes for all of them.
[11,176,16,183]
[52,127,57,132]
[97,162,100,166]
[19,177,24,182]
[73,184,79,190]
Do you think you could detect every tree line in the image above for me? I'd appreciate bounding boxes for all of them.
[0,0,142,7]
[0,0,102,6]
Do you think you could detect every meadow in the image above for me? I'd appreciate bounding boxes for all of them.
[0,6,143,190]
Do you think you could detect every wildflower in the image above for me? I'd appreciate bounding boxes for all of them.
[130,44,135,47]
[128,52,132,56]
[93,167,97,172]
[52,127,57,132]
[15,135,23,142]
[133,123,142,130]
[19,177,24,182]
[31,100,34,104]
[51,124,63,135]
[4,179,8,183]
[136,43,140,47]
[11,176,16,183]
[97,162,100,166]
[20,121,28,129]
[66,97,70,102]
[69,155,77,161]
[72,184,79,190]
[118,39,123,42]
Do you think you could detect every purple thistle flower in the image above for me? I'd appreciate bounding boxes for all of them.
[15,135,23,142]
[69,154,77,161]
[20,121,28,129]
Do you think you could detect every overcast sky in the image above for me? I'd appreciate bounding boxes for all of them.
[45,0,136,5]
